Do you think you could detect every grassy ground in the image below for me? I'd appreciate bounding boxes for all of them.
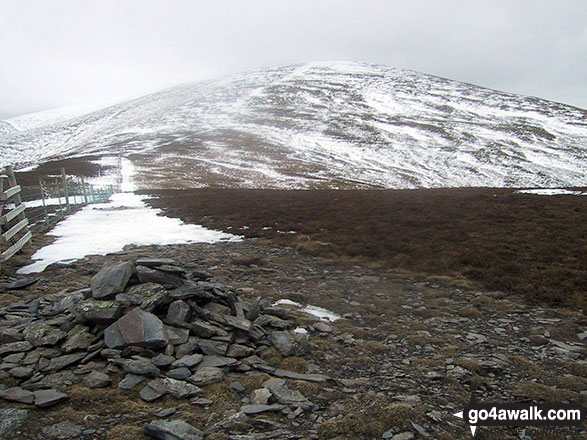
[142,187,587,310]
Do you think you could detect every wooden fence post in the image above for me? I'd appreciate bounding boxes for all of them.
[61,167,70,212]
[54,179,63,218]
[1,166,32,263]
[81,177,89,205]
[39,178,49,228]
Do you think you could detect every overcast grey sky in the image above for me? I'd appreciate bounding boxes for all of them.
[1,0,585,119]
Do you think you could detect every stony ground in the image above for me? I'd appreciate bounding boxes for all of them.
[1,237,586,440]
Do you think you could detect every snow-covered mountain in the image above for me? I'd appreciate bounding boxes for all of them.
[0,121,15,138]
[1,62,585,189]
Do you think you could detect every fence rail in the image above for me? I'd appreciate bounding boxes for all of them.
[0,166,31,264]
[1,165,114,269]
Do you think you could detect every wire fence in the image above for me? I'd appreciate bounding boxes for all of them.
[1,165,115,269]
[20,171,114,233]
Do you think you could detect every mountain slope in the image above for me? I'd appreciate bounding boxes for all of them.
[1,62,586,189]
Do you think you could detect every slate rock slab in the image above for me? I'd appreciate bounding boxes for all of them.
[33,389,69,407]
[105,308,168,349]
[83,370,112,388]
[42,420,83,439]
[0,387,34,404]
[4,278,39,290]
[126,283,167,312]
[0,341,33,356]
[136,258,177,267]
[187,367,224,386]
[0,408,30,439]
[119,373,146,390]
[263,378,314,410]
[76,299,122,324]
[161,378,202,399]
[240,403,286,415]
[123,358,160,377]
[91,262,133,299]
[144,419,203,440]
[140,379,168,402]
[172,354,203,369]
[136,266,183,289]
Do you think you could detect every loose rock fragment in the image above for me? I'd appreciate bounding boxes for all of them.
[144,419,203,440]
[91,262,133,299]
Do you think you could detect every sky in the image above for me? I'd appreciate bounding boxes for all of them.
[1,0,586,119]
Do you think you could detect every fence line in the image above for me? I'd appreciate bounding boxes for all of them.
[0,166,32,265]
[1,165,114,269]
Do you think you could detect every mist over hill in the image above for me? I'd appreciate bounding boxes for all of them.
[1,62,585,189]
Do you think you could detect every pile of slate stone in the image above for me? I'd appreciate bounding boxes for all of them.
[0,258,329,418]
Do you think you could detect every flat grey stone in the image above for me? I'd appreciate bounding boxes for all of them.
[272,368,329,382]
[76,299,122,324]
[0,408,30,439]
[83,370,112,388]
[172,354,203,369]
[140,379,167,402]
[136,266,183,289]
[254,314,290,329]
[166,368,192,380]
[144,419,203,440]
[250,387,271,405]
[118,373,145,390]
[44,353,86,372]
[161,378,202,399]
[271,331,298,356]
[126,283,167,312]
[4,278,39,290]
[165,300,191,326]
[136,258,177,267]
[23,323,66,347]
[193,337,227,356]
[33,389,69,407]
[123,358,160,377]
[152,354,176,367]
[0,341,33,356]
[263,378,313,410]
[91,262,133,299]
[0,387,34,404]
[197,355,239,369]
[105,308,168,349]
[188,367,224,386]
[240,403,286,415]
[0,328,24,344]
[186,320,221,338]
[61,325,94,353]
[168,285,215,302]
[314,322,333,333]
[165,326,189,345]
[9,366,34,379]
[230,381,245,393]
[226,344,254,359]
[42,420,83,439]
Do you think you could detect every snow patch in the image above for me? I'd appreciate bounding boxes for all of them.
[18,192,241,274]
[516,189,586,196]
[274,299,340,322]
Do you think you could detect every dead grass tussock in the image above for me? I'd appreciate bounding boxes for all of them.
[362,340,389,353]
[458,305,481,319]
[549,374,587,392]
[510,356,547,379]
[280,356,308,373]
[68,385,153,415]
[515,381,579,402]
[105,425,148,440]
[564,362,587,378]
